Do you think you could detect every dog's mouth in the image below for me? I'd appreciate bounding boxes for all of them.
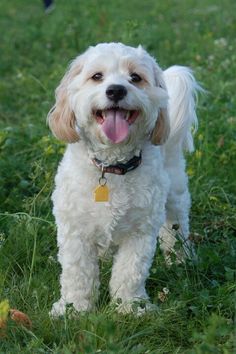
[93,108,139,144]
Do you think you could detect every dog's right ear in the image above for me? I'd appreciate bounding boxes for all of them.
[47,56,84,143]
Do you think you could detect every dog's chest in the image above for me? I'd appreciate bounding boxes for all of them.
[53,146,168,251]
[85,171,160,253]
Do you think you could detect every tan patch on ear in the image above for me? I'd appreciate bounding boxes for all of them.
[150,58,170,145]
[151,108,170,145]
[48,97,78,143]
[47,57,84,143]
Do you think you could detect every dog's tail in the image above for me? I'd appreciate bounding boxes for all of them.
[163,66,202,152]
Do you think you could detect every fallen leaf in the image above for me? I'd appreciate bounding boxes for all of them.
[9,309,32,329]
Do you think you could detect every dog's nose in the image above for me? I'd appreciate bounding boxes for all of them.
[106,85,127,102]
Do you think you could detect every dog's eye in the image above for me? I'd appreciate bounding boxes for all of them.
[130,73,142,83]
[91,73,103,81]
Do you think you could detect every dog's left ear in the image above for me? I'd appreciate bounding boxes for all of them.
[150,60,170,145]
[151,107,170,145]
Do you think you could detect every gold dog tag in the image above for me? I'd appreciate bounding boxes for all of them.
[94,185,109,202]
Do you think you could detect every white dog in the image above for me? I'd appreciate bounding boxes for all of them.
[48,43,200,315]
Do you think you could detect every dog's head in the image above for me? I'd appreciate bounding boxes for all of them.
[48,43,169,149]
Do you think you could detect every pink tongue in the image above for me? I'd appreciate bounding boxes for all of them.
[102,109,129,143]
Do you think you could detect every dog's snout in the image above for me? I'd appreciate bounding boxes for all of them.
[106,85,127,102]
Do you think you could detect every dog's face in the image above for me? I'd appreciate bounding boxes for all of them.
[48,43,169,150]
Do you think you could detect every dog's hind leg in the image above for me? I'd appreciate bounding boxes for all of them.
[159,156,194,264]
[159,189,193,264]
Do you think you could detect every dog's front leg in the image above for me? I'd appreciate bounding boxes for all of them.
[51,237,99,317]
[109,233,157,314]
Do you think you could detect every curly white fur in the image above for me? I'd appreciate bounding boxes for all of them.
[48,43,200,315]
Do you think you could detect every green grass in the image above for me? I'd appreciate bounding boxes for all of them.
[0,0,236,352]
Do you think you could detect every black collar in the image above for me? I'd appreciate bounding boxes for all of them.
[92,153,142,175]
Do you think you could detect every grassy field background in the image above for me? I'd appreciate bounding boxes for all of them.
[0,0,235,352]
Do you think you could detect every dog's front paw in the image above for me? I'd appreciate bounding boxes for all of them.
[50,299,67,318]
[50,298,94,318]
